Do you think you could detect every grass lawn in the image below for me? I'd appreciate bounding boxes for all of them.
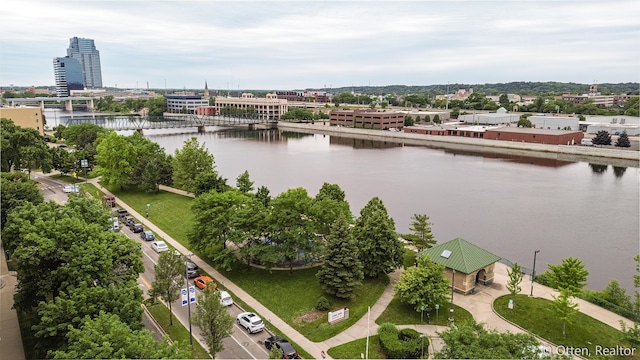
[104,185,194,247]
[376,295,474,326]
[146,303,210,359]
[494,295,638,359]
[79,183,104,199]
[221,262,389,342]
[50,173,83,183]
[328,335,386,359]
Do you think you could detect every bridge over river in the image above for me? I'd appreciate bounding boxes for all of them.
[65,114,276,133]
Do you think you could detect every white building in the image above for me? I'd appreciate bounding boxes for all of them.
[166,94,209,114]
[586,124,640,136]
[528,116,580,131]
[214,93,288,121]
[458,108,520,125]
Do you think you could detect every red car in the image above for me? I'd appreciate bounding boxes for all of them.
[193,276,216,290]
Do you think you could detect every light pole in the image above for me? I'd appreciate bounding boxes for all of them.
[449,269,455,324]
[185,253,194,347]
[530,250,540,296]
[420,334,427,359]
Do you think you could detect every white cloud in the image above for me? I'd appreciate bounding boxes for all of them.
[1,0,638,89]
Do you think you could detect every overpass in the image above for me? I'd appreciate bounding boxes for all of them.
[64,114,277,133]
[6,96,95,111]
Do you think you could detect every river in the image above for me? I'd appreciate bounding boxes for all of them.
[134,126,639,293]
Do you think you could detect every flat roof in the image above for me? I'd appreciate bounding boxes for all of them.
[485,127,582,135]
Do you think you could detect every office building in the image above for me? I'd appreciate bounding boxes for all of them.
[166,94,209,114]
[214,93,288,121]
[67,37,103,88]
[53,57,84,97]
[0,107,45,136]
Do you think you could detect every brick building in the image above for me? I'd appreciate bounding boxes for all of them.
[483,127,584,145]
[330,109,404,129]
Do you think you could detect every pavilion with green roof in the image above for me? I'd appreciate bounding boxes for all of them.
[421,238,501,295]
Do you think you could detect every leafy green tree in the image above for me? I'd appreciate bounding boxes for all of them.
[591,130,612,146]
[517,114,532,128]
[53,124,66,139]
[269,188,317,272]
[620,321,640,347]
[633,254,640,316]
[193,288,234,357]
[506,263,523,308]
[409,213,436,249]
[353,197,403,278]
[95,132,135,190]
[547,257,589,296]
[147,96,167,117]
[615,131,631,148]
[316,215,364,299]
[50,312,188,359]
[404,115,414,127]
[395,254,450,312]
[436,321,541,359]
[0,172,42,229]
[49,146,75,174]
[499,94,510,108]
[62,123,108,150]
[1,118,52,173]
[269,345,284,359]
[311,183,352,236]
[597,279,632,309]
[256,185,271,207]
[552,289,579,336]
[173,137,215,193]
[236,170,255,193]
[194,171,230,196]
[150,249,187,326]
[433,114,441,124]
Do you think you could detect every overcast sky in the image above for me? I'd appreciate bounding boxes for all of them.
[1,1,638,90]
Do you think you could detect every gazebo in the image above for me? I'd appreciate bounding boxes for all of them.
[421,238,501,295]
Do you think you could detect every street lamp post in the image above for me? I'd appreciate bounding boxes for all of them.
[530,250,540,297]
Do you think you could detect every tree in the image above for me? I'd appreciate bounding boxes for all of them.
[50,312,188,359]
[517,114,532,128]
[552,289,579,336]
[547,257,589,296]
[395,254,450,312]
[62,123,108,150]
[147,96,167,117]
[173,137,215,193]
[94,132,135,190]
[194,171,229,196]
[311,183,352,236]
[1,118,52,173]
[150,249,186,326]
[408,214,436,249]
[353,197,403,278]
[591,130,612,146]
[499,94,510,108]
[256,185,271,207]
[404,115,414,127]
[0,172,42,229]
[433,114,441,124]
[53,124,66,139]
[236,170,255,193]
[597,279,632,309]
[316,215,364,299]
[436,321,541,359]
[620,321,640,347]
[506,263,523,308]
[615,131,631,148]
[193,288,234,357]
[633,254,640,316]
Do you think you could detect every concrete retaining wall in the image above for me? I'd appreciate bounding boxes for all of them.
[277,122,640,166]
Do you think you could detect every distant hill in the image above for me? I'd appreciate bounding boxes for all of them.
[306,82,639,96]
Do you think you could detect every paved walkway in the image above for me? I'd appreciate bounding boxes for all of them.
[88,177,636,359]
[0,240,26,360]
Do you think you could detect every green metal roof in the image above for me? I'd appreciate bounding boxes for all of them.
[420,238,501,274]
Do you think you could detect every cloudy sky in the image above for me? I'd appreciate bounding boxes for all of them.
[1,1,638,90]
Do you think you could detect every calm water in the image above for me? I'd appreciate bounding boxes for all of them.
[135,127,640,293]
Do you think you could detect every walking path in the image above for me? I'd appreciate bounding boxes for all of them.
[0,240,26,360]
[85,177,637,358]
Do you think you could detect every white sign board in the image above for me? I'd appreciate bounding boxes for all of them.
[508,299,514,309]
[181,288,188,306]
[189,285,196,304]
[328,307,349,324]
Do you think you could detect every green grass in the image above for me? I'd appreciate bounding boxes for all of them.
[50,173,83,183]
[376,295,474,326]
[494,295,638,359]
[79,183,104,199]
[221,262,389,342]
[104,185,194,246]
[328,335,386,359]
[146,303,210,359]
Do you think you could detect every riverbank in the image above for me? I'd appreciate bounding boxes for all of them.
[277,122,640,168]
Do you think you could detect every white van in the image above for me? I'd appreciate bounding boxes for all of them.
[219,290,233,306]
[581,138,593,146]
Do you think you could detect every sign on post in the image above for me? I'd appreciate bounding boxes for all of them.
[189,285,196,304]
[81,159,88,168]
[181,288,188,306]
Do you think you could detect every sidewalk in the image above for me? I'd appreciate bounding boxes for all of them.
[0,240,26,360]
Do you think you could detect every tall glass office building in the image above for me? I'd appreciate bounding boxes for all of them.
[67,37,103,88]
[53,57,84,97]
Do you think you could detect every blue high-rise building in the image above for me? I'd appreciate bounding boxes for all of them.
[67,37,103,88]
[53,57,84,97]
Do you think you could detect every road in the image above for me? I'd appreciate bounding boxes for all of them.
[34,176,274,359]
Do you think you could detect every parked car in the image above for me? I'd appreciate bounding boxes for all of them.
[219,290,233,306]
[131,223,143,233]
[104,195,116,207]
[124,216,135,228]
[581,138,594,146]
[116,208,129,220]
[140,230,155,241]
[264,335,299,358]
[62,184,80,193]
[236,312,264,334]
[186,261,200,278]
[151,241,169,253]
[194,275,215,289]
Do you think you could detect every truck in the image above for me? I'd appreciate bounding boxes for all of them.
[581,138,593,146]
[104,195,116,207]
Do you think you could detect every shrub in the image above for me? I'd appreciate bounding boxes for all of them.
[316,296,330,311]
[378,323,425,359]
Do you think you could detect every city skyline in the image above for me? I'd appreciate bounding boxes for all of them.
[0,1,638,90]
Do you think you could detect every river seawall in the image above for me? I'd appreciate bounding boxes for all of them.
[277,122,640,168]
